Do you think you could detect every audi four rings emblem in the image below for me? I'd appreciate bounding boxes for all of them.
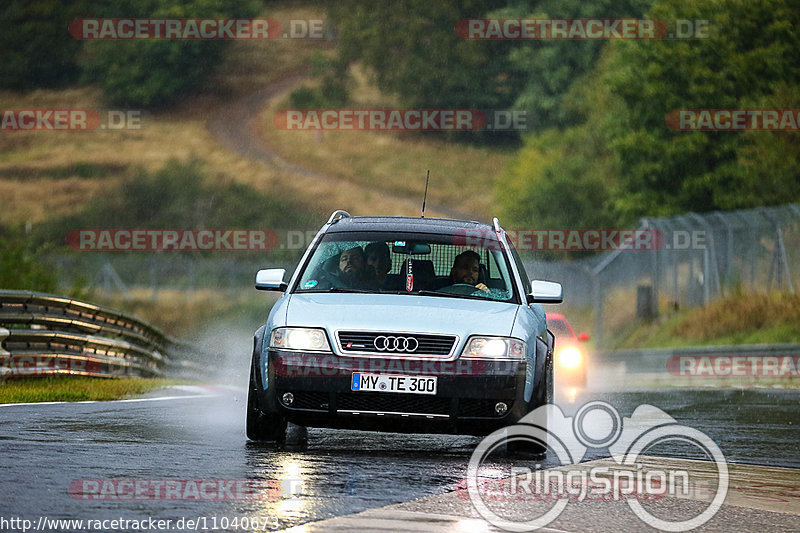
[373,336,419,352]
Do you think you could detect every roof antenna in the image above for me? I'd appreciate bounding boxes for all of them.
[421,169,430,218]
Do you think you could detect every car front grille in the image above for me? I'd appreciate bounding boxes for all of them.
[337,392,452,415]
[290,391,329,410]
[337,331,456,356]
[283,391,511,418]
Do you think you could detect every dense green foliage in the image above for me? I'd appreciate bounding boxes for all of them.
[0,231,59,292]
[0,0,258,105]
[0,1,84,89]
[79,0,260,106]
[326,0,525,110]
[500,0,654,130]
[498,0,800,228]
[318,0,798,227]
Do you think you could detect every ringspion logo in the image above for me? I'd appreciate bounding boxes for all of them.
[467,401,728,531]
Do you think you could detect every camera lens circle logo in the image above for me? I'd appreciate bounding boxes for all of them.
[373,335,419,352]
[466,401,728,532]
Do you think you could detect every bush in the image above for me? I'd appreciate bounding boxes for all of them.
[78,0,260,106]
[0,0,85,89]
[0,230,59,292]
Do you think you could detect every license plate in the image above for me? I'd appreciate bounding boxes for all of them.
[351,373,437,395]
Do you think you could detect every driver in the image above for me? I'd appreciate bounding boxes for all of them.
[447,250,489,292]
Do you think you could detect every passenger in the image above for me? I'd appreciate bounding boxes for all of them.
[337,245,373,289]
[365,241,392,289]
[447,250,489,292]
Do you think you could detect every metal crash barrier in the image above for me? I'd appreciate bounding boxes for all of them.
[0,290,197,379]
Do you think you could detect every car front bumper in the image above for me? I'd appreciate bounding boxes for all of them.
[256,349,532,435]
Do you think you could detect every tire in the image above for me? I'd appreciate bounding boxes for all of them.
[246,360,287,442]
[508,337,552,457]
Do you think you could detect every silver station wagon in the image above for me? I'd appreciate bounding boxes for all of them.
[247,211,562,445]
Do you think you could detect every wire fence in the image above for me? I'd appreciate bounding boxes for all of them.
[524,203,799,347]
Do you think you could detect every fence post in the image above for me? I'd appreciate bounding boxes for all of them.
[592,271,603,350]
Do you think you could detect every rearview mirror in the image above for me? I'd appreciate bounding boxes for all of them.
[578,333,590,342]
[528,280,563,304]
[255,269,287,291]
[392,241,431,255]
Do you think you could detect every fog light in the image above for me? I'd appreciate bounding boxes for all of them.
[282,392,294,406]
[495,402,508,416]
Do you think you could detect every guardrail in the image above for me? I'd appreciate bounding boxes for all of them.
[0,290,202,379]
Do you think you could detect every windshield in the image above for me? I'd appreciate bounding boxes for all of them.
[294,231,518,303]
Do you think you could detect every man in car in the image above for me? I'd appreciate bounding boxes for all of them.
[447,250,489,292]
[365,241,392,289]
[336,245,373,289]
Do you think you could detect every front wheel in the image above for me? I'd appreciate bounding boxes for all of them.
[246,362,287,442]
[508,343,552,456]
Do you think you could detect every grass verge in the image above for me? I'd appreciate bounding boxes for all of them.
[610,291,800,349]
[0,377,187,404]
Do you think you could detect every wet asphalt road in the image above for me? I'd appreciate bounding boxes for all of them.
[0,387,798,532]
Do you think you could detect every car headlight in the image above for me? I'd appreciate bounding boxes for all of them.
[270,327,331,352]
[462,337,525,359]
[557,346,582,369]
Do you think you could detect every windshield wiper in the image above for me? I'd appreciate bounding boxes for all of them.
[301,288,373,294]
[416,290,489,301]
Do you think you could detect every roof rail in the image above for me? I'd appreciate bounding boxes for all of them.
[492,217,502,233]
[327,210,352,224]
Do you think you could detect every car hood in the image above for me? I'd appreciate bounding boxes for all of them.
[285,293,518,344]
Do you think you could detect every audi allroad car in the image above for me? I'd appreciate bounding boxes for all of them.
[546,313,591,388]
[247,211,563,444]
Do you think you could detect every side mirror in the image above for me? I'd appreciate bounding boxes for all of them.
[528,280,563,304]
[578,333,590,342]
[255,269,287,291]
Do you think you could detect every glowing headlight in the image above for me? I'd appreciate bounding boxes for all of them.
[462,337,525,359]
[558,346,582,369]
[270,327,331,352]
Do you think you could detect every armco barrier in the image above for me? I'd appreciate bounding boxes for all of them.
[0,290,202,379]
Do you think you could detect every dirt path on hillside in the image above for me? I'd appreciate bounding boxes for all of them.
[205,74,471,220]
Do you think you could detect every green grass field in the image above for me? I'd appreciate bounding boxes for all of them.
[0,377,186,404]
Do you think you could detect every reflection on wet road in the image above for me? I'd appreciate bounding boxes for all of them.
[0,387,797,530]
